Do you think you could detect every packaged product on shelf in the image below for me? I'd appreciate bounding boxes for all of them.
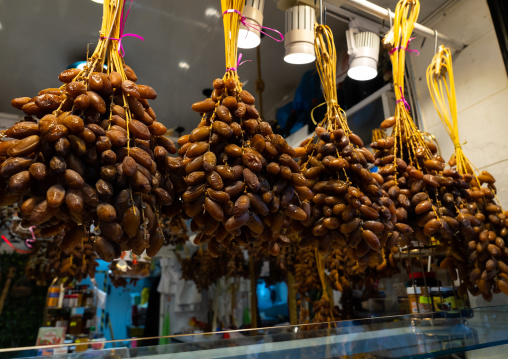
[406,286,432,314]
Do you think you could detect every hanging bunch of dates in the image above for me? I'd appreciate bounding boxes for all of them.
[292,25,396,272]
[442,170,508,301]
[369,0,473,253]
[427,46,508,301]
[294,248,321,303]
[326,247,399,293]
[369,129,471,248]
[26,235,98,285]
[177,1,310,256]
[180,249,229,291]
[25,240,60,285]
[0,0,180,260]
[180,76,310,256]
[294,122,397,266]
[294,247,340,327]
[294,247,321,325]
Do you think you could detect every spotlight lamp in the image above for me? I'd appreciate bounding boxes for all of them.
[284,5,316,65]
[346,27,380,81]
[238,0,265,49]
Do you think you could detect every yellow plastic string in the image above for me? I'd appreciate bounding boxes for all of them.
[221,0,244,84]
[314,25,350,134]
[384,0,431,169]
[426,46,476,177]
[310,101,327,125]
[300,24,353,179]
[372,128,388,143]
[315,249,334,322]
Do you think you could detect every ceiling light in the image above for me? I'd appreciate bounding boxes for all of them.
[205,7,220,18]
[91,0,104,3]
[346,28,380,81]
[238,0,265,49]
[284,5,316,65]
[178,61,190,70]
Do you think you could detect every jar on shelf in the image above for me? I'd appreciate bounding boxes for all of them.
[68,315,83,335]
[85,289,94,307]
[407,286,432,314]
[47,285,61,308]
[430,287,464,311]
[55,314,68,329]
[63,289,71,308]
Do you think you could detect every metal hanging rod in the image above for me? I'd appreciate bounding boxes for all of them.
[326,0,466,50]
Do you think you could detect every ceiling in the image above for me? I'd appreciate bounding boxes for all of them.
[0,0,449,132]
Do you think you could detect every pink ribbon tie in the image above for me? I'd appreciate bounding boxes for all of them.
[25,226,36,249]
[396,86,410,112]
[223,9,284,43]
[226,53,252,72]
[389,37,419,56]
[101,0,144,57]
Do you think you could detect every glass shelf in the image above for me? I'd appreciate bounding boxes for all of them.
[4,306,508,358]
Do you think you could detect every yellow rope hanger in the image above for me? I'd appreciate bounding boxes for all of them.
[221,0,245,84]
[382,0,438,174]
[426,46,475,176]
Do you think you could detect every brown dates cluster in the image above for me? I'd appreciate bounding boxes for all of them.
[177,75,310,256]
[180,246,247,292]
[371,130,471,249]
[26,236,98,286]
[294,247,320,301]
[293,125,398,270]
[371,125,508,301]
[326,247,399,293]
[25,240,61,285]
[440,170,508,301]
[0,62,178,261]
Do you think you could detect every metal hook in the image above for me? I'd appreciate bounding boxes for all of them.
[319,0,324,25]
[434,29,439,55]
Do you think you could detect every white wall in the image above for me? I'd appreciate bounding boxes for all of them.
[410,0,508,206]
[409,0,508,308]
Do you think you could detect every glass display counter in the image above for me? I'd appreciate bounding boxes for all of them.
[3,306,508,358]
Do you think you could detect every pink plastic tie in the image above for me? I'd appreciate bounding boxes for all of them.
[25,226,36,249]
[226,53,252,72]
[223,9,284,43]
[101,0,144,57]
[389,37,419,56]
[396,86,410,112]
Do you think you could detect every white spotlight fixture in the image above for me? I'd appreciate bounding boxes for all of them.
[205,8,221,18]
[238,0,265,49]
[284,5,316,65]
[346,27,380,81]
[178,61,190,70]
